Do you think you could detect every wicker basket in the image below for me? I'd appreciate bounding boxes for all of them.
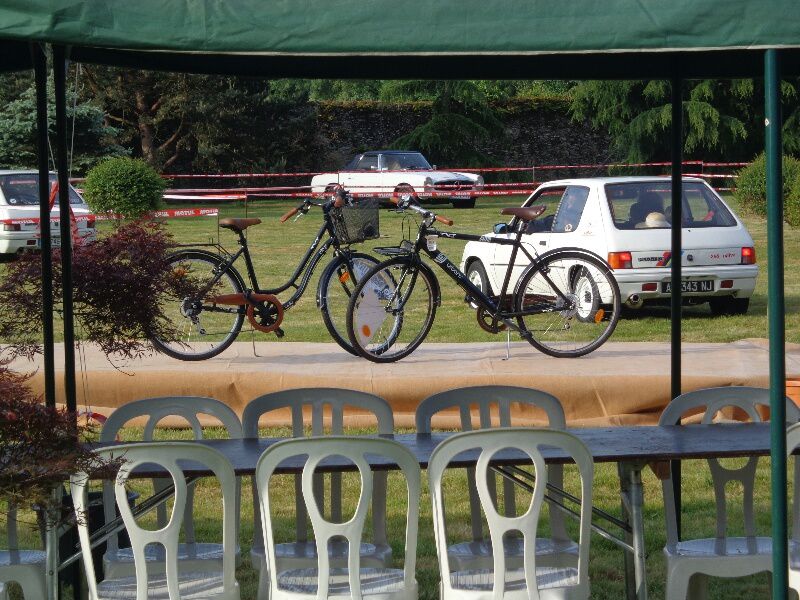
[330,201,380,245]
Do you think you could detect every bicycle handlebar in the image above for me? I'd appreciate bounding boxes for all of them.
[279,205,301,222]
[389,196,453,226]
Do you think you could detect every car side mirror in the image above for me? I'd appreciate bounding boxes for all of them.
[493,223,509,234]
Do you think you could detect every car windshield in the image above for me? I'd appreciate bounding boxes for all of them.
[383,153,432,170]
[605,182,737,229]
[0,174,85,206]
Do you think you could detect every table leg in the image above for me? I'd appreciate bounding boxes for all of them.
[619,461,648,600]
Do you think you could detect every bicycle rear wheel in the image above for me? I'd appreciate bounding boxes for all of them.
[346,257,438,363]
[318,252,380,355]
[514,250,620,358]
[151,250,245,360]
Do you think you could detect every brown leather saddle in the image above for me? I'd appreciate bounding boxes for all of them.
[218,218,262,233]
[499,204,547,222]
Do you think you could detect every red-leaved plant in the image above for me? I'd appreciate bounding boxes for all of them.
[0,361,121,520]
[0,220,192,361]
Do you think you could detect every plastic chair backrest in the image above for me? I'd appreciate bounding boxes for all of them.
[659,386,800,547]
[428,429,593,599]
[242,388,394,545]
[71,442,238,600]
[787,422,800,550]
[416,386,567,541]
[256,437,419,598]
[99,396,243,553]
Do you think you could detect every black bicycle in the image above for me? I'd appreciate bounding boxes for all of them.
[345,195,621,362]
[151,186,381,360]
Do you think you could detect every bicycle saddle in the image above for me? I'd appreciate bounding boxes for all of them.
[500,205,547,222]
[219,218,262,232]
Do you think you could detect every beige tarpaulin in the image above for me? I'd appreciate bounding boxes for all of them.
[12,339,800,430]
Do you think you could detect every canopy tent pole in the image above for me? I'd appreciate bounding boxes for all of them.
[669,75,683,539]
[765,48,788,600]
[52,45,77,413]
[32,42,56,409]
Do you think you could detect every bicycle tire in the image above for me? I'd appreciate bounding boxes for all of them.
[318,252,380,355]
[346,257,438,363]
[151,250,246,361]
[513,249,620,358]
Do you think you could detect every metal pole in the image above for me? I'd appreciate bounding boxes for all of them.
[31,43,57,409]
[52,46,77,413]
[670,75,683,539]
[765,48,787,600]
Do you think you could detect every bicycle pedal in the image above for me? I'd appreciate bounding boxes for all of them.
[274,328,285,338]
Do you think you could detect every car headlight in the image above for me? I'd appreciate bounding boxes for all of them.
[475,175,484,189]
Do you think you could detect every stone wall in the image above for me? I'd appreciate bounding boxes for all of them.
[311,99,612,174]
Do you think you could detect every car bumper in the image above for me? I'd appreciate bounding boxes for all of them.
[0,231,96,254]
[615,265,759,303]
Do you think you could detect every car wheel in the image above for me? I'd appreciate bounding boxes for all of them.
[393,184,420,205]
[709,296,750,316]
[452,198,476,209]
[466,260,492,309]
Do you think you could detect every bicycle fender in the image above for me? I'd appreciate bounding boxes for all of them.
[315,251,376,309]
[168,248,247,291]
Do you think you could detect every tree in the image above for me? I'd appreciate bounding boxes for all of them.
[0,72,125,174]
[569,79,800,163]
[381,80,504,166]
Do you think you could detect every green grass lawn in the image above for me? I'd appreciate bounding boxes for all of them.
[119,193,799,346]
[3,426,784,600]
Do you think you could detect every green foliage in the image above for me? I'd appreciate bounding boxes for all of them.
[383,81,504,165]
[0,73,125,174]
[570,79,800,163]
[734,152,800,222]
[82,157,166,218]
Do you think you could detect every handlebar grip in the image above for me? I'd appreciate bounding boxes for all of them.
[435,214,454,226]
[280,207,299,223]
[389,196,400,206]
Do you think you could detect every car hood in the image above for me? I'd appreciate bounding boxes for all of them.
[410,171,478,182]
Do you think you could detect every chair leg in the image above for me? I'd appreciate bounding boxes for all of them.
[257,558,269,600]
[17,571,48,600]
[687,573,708,600]
[664,569,693,600]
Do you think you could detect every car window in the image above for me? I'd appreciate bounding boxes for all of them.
[356,155,379,171]
[522,186,565,233]
[0,174,84,206]
[605,182,736,229]
[551,186,590,233]
[392,153,432,170]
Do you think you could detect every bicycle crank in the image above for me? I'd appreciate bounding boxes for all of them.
[476,306,507,334]
[210,292,285,333]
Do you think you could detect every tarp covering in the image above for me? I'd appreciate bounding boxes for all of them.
[1,1,799,56]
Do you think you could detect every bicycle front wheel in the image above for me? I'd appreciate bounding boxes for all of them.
[151,250,245,361]
[318,252,380,355]
[514,250,620,358]
[346,258,438,363]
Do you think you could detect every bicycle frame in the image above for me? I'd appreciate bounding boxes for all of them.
[402,218,573,333]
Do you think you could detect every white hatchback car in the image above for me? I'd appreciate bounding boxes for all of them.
[460,177,758,315]
[0,170,96,256]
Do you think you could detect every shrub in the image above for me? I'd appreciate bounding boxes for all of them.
[788,173,800,228]
[82,157,166,219]
[735,152,800,219]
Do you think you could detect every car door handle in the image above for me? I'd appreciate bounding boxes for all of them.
[539,240,547,246]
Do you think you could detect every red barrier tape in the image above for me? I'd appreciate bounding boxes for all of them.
[1,207,218,225]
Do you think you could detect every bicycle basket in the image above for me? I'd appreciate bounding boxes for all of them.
[330,199,380,245]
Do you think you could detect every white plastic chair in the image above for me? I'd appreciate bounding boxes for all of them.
[785,421,800,600]
[255,436,419,600]
[0,506,46,599]
[71,442,240,599]
[428,428,593,600]
[416,385,576,570]
[100,396,243,578]
[242,388,394,600]
[659,386,800,600]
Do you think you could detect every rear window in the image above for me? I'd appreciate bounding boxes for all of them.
[605,182,737,230]
[0,174,84,206]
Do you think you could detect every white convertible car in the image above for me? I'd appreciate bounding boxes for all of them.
[460,177,758,315]
[310,150,484,208]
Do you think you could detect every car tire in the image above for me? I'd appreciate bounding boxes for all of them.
[466,260,492,308]
[709,296,750,316]
[452,198,476,209]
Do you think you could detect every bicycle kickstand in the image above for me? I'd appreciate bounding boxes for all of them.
[502,329,512,361]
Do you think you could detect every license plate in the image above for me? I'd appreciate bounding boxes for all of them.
[37,237,61,248]
[452,193,471,199]
[661,280,714,293]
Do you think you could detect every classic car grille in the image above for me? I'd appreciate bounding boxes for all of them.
[432,179,473,191]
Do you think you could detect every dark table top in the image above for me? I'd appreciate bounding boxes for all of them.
[95,423,781,478]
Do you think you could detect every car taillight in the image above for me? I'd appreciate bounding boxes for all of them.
[86,218,96,229]
[608,251,633,269]
[2,223,20,232]
[741,246,756,264]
